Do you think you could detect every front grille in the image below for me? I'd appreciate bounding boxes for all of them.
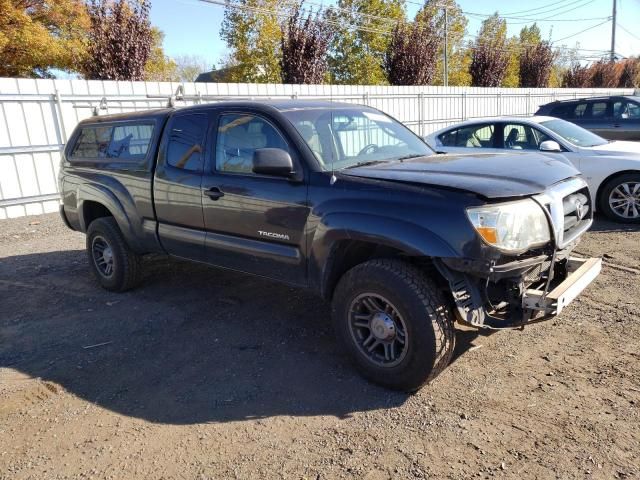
[562,187,591,242]
[534,178,593,249]
[524,259,552,284]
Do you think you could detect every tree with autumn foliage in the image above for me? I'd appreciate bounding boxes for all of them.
[0,0,90,77]
[469,13,509,87]
[588,59,620,88]
[383,20,440,85]
[414,0,469,86]
[83,0,153,81]
[280,4,334,84]
[519,41,556,87]
[561,61,589,87]
[618,58,640,88]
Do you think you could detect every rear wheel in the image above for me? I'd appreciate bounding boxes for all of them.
[86,217,142,292]
[331,259,455,392]
[599,173,640,223]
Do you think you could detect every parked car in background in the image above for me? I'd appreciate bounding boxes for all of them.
[535,95,640,141]
[425,116,640,223]
[59,101,600,391]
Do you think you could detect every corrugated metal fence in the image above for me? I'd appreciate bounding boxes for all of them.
[0,77,632,219]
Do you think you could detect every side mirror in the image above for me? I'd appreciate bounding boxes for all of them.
[539,140,562,152]
[252,148,294,177]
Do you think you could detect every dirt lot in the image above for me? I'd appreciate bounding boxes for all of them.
[0,213,639,479]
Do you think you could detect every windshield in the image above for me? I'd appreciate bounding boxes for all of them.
[539,119,608,147]
[281,107,433,170]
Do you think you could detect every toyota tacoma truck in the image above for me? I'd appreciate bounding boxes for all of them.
[58,100,601,391]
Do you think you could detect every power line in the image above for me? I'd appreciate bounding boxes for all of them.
[200,0,395,35]
[552,18,612,43]
[618,23,640,42]
[464,0,600,24]
[499,0,575,16]
[497,0,595,20]
[200,0,617,58]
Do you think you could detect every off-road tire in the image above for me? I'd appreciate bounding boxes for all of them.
[86,217,142,292]
[331,258,455,392]
[598,173,640,223]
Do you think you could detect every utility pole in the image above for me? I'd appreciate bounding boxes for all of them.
[443,7,449,87]
[610,0,617,62]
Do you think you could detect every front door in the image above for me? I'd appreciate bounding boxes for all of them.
[611,99,640,141]
[201,110,310,286]
[580,100,612,138]
[154,111,211,261]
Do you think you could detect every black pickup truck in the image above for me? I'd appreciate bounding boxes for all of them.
[59,100,601,391]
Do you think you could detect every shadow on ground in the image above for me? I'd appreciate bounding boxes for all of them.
[590,215,640,233]
[0,249,483,425]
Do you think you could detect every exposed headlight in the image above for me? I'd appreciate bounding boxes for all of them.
[466,199,551,253]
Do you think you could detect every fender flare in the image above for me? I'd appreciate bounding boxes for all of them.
[310,212,458,297]
[77,182,145,252]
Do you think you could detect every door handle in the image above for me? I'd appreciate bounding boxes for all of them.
[613,124,621,128]
[203,187,224,200]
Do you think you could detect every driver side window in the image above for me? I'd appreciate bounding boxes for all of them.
[215,113,289,174]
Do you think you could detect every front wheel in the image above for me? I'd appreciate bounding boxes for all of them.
[598,173,640,223]
[331,259,455,392]
[86,217,142,292]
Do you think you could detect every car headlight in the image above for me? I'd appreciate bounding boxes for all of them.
[466,199,551,253]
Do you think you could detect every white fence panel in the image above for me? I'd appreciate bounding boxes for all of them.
[0,77,633,218]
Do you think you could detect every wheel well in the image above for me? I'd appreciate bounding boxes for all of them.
[323,240,428,300]
[82,201,113,230]
[595,170,640,208]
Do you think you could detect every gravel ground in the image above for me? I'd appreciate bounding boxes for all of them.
[0,213,639,479]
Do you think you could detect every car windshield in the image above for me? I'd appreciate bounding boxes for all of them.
[281,107,433,170]
[539,119,608,147]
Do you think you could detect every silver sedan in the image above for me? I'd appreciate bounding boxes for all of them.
[425,116,640,223]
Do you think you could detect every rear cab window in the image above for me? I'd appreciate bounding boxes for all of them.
[69,122,155,162]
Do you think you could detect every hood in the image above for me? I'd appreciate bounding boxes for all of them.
[581,140,640,156]
[340,152,580,199]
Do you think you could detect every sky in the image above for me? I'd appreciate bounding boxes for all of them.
[151,0,640,69]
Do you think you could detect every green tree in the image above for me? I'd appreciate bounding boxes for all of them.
[0,0,90,77]
[415,0,468,86]
[220,0,284,83]
[327,0,405,85]
[469,13,509,87]
[502,36,520,87]
[144,28,178,81]
[519,23,541,46]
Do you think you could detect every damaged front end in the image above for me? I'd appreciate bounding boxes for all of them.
[437,177,601,330]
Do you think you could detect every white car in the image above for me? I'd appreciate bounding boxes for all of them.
[425,116,640,223]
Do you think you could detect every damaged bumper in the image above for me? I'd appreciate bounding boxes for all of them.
[522,256,601,316]
[436,253,601,330]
